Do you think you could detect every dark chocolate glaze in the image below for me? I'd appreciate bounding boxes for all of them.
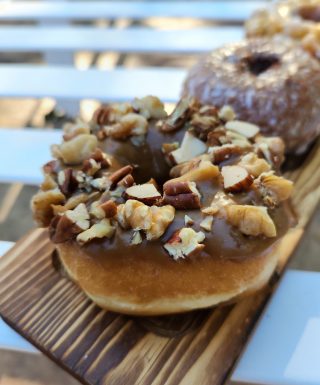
[182,38,320,154]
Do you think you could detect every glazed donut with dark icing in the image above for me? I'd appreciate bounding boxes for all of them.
[182,38,320,153]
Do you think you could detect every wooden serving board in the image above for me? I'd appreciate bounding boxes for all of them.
[1,139,320,385]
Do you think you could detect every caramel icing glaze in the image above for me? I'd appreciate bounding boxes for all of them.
[182,38,320,153]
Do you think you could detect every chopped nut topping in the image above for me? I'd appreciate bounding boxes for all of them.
[170,131,207,164]
[162,142,179,154]
[58,169,78,196]
[90,176,111,191]
[118,173,135,188]
[191,113,220,140]
[31,188,65,227]
[254,172,293,206]
[102,113,148,139]
[200,216,213,232]
[238,152,271,177]
[164,228,205,260]
[109,165,133,188]
[221,165,253,193]
[43,160,60,175]
[65,203,90,231]
[52,134,98,166]
[184,215,194,226]
[226,120,260,139]
[100,200,118,218]
[63,120,91,141]
[163,180,201,209]
[218,105,236,122]
[226,130,252,148]
[132,95,167,119]
[82,158,101,176]
[40,174,57,191]
[89,201,106,219]
[117,199,175,240]
[174,160,219,183]
[53,193,90,215]
[161,97,198,132]
[209,144,243,164]
[255,136,285,167]
[76,219,115,246]
[124,183,162,205]
[131,230,143,245]
[202,191,234,216]
[169,154,210,178]
[206,129,228,147]
[93,103,133,126]
[226,205,276,237]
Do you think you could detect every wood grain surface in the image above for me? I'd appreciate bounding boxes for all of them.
[0,139,319,385]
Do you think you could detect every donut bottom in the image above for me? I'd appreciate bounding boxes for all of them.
[56,240,282,316]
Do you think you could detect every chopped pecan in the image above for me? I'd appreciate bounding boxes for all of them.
[170,132,207,164]
[226,130,252,148]
[254,172,293,206]
[76,219,115,246]
[117,173,135,188]
[58,169,78,196]
[53,193,89,215]
[102,113,148,139]
[100,200,118,218]
[218,105,236,122]
[93,105,113,126]
[238,152,271,177]
[117,199,175,240]
[254,136,285,168]
[209,144,243,164]
[174,160,219,183]
[163,180,201,209]
[191,113,220,140]
[124,183,162,205]
[226,205,276,237]
[90,176,111,191]
[206,129,228,147]
[63,120,91,141]
[132,95,167,119]
[161,97,198,132]
[40,174,57,191]
[43,160,60,175]
[51,134,98,165]
[202,191,234,216]
[163,228,205,260]
[90,148,111,168]
[226,120,260,139]
[221,165,253,193]
[109,165,133,188]
[31,188,66,227]
[82,158,101,176]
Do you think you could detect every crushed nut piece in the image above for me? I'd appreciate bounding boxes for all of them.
[43,160,60,175]
[31,188,65,226]
[254,172,293,206]
[161,97,198,132]
[226,120,260,139]
[40,174,57,191]
[164,228,205,260]
[174,160,219,183]
[52,134,98,165]
[226,205,276,237]
[100,200,118,218]
[82,158,101,176]
[163,180,201,209]
[255,136,285,167]
[76,219,115,245]
[238,152,271,177]
[184,215,194,226]
[131,230,143,245]
[63,120,91,141]
[58,169,78,196]
[162,142,179,155]
[221,165,253,193]
[89,201,106,219]
[209,144,243,164]
[202,191,234,216]
[218,105,236,121]
[90,176,111,191]
[200,216,214,232]
[170,131,207,164]
[124,183,162,205]
[102,113,148,139]
[109,165,133,188]
[132,95,167,119]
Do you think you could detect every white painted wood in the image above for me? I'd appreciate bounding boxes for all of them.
[231,270,320,385]
[0,1,267,22]
[0,65,186,102]
[0,26,243,54]
[0,241,37,353]
[0,128,61,185]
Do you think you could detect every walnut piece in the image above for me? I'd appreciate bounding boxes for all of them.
[254,172,293,206]
[221,165,253,193]
[52,134,98,165]
[238,152,271,177]
[102,113,148,139]
[31,188,65,227]
[161,97,198,132]
[40,174,57,191]
[63,120,91,141]
[132,95,167,119]
[164,228,205,260]
[226,205,276,237]
[117,199,175,240]
[76,219,115,245]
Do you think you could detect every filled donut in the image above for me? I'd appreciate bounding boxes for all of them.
[31,96,295,315]
[246,0,320,59]
[182,38,320,153]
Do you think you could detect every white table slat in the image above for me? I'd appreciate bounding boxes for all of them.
[0,65,186,102]
[0,241,37,353]
[0,26,243,54]
[231,270,320,385]
[0,1,267,21]
[0,128,61,185]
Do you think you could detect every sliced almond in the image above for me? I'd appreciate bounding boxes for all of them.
[124,183,161,205]
[221,165,253,192]
[170,132,207,164]
[225,120,260,139]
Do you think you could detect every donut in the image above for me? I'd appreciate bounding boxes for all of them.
[246,0,320,59]
[182,38,320,154]
[31,96,295,315]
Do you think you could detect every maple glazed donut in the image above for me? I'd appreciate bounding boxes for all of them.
[246,0,320,59]
[31,96,295,315]
[182,38,320,154]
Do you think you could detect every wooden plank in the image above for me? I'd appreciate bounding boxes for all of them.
[0,65,186,102]
[0,1,268,22]
[0,26,243,54]
[0,139,319,385]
